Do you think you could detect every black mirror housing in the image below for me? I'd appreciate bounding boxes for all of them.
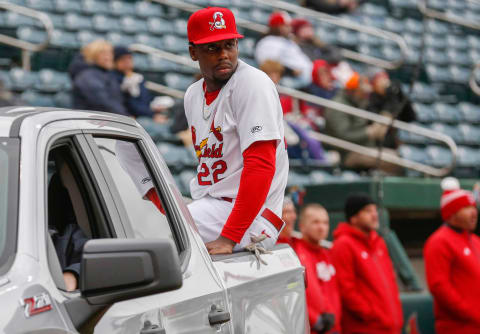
[80,238,182,305]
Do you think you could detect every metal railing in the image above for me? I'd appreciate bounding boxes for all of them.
[418,0,480,30]
[0,1,53,70]
[470,62,480,96]
[252,0,409,70]
[131,44,457,176]
[151,0,408,70]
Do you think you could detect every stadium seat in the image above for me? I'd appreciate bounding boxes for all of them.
[409,83,438,104]
[398,145,427,164]
[53,0,83,13]
[76,30,104,46]
[404,18,423,34]
[383,18,404,34]
[157,143,195,167]
[173,19,188,37]
[16,26,47,45]
[248,8,270,24]
[161,35,187,53]
[21,91,54,107]
[336,29,358,48]
[24,0,54,11]
[403,33,422,50]
[231,0,252,8]
[457,146,480,167]
[135,1,165,18]
[147,17,173,36]
[53,91,72,109]
[398,122,432,145]
[358,33,382,47]
[413,103,435,123]
[425,19,449,35]
[178,169,196,194]
[92,15,120,33]
[0,71,11,90]
[9,68,36,91]
[425,145,453,167]
[50,29,79,48]
[209,0,233,7]
[3,12,36,28]
[430,123,462,143]
[238,38,255,57]
[82,0,111,15]
[426,64,450,83]
[340,170,361,181]
[458,103,480,124]
[309,170,334,184]
[287,171,312,187]
[446,34,469,51]
[106,32,135,47]
[164,73,194,91]
[458,124,480,146]
[34,69,70,93]
[109,1,136,16]
[432,103,462,123]
[448,65,471,84]
[132,54,150,72]
[148,56,180,73]
[120,16,149,34]
[424,34,446,50]
[467,35,480,51]
[424,47,448,66]
[135,34,164,50]
[360,3,387,17]
[447,49,472,67]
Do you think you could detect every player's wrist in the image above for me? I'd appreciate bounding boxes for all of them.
[219,233,239,245]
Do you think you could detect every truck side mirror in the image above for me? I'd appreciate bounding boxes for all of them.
[80,238,182,305]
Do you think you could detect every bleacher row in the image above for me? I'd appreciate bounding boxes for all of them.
[0,0,479,182]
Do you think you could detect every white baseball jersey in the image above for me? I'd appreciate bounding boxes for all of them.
[184,59,289,218]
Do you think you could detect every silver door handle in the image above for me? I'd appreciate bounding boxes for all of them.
[208,305,231,326]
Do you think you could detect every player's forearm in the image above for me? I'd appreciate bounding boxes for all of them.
[221,140,276,243]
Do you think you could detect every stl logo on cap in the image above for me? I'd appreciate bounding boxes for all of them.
[210,12,226,31]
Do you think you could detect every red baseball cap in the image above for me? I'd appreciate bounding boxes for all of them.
[269,11,291,27]
[187,7,244,45]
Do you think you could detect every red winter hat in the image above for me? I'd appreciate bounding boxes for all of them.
[269,11,291,27]
[187,7,243,45]
[291,18,312,35]
[440,177,476,221]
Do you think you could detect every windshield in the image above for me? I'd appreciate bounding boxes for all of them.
[0,138,19,275]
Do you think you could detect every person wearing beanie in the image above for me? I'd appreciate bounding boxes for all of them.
[255,11,313,85]
[424,177,480,334]
[331,193,403,334]
[307,59,337,101]
[293,204,341,334]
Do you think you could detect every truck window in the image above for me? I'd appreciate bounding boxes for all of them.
[92,137,175,243]
[0,138,19,275]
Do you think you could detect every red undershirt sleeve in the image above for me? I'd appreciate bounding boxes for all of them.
[146,188,166,215]
[220,140,277,243]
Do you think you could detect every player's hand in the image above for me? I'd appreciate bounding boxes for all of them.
[206,236,236,255]
[63,272,78,292]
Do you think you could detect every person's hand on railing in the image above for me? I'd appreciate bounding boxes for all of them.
[366,122,388,141]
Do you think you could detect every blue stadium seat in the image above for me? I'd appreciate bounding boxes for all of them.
[409,82,438,103]
[413,103,435,123]
[25,0,54,11]
[433,103,462,123]
[424,34,446,50]
[467,35,480,51]
[53,0,83,13]
[64,13,93,31]
[287,171,312,187]
[458,103,480,124]
[107,32,135,47]
[360,3,387,17]
[135,34,164,50]
[458,124,480,146]
[446,34,469,51]
[398,145,427,164]
[457,146,480,167]
[82,0,110,15]
[358,45,383,59]
[309,170,334,184]
[448,65,471,84]
[135,1,165,18]
[447,49,472,67]
[53,91,72,109]
[34,69,71,93]
[398,122,432,145]
[358,33,382,47]
[132,54,150,72]
[3,12,36,28]
[92,15,120,33]
[430,123,462,143]
[76,30,104,46]
[148,56,180,73]
[173,19,188,37]
[336,29,358,48]
[424,47,448,66]
[16,26,47,45]
[51,29,79,48]
[0,71,11,90]
[9,68,36,91]
[120,16,149,34]
[147,17,173,36]
[425,19,449,35]
[21,91,54,107]
[109,1,135,16]
[403,33,422,50]
[164,73,194,91]
[161,35,187,53]
[238,38,255,57]
[404,18,423,34]
[425,145,453,167]
[248,8,270,24]
[383,18,404,34]
[426,64,450,83]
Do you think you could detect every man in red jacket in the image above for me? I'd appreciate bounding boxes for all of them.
[331,193,403,334]
[294,203,341,334]
[277,197,300,247]
[424,178,480,334]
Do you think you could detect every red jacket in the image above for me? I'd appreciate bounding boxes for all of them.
[331,223,403,334]
[424,225,480,334]
[294,238,342,334]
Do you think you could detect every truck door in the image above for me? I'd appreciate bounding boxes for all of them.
[79,122,232,334]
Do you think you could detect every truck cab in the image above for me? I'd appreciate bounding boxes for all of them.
[0,106,307,334]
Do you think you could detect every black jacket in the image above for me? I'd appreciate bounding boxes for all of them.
[69,54,128,116]
[112,71,154,118]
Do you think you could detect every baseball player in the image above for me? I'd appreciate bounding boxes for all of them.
[185,7,289,255]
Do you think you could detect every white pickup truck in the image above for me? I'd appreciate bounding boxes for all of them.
[0,106,307,334]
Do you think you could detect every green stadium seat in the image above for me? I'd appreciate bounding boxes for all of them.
[120,16,149,34]
[425,145,453,167]
[433,103,462,123]
[107,32,135,46]
[109,1,135,16]
[77,30,104,46]
[25,0,54,11]
[64,13,93,31]
[53,91,72,108]
[53,0,83,13]
[161,35,187,53]
[458,124,480,146]
[92,15,120,33]
[34,69,71,93]
[82,0,110,15]
[147,17,173,36]
[135,34,164,49]
[21,91,54,107]
[459,103,480,124]
[135,1,165,18]
[9,68,36,91]
[164,73,194,90]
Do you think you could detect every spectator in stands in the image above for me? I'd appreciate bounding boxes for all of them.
[424,177,480,334]
[307,59,338,101]
[69,40,128,116]
[255,11,313,85]
[291,18,341,65]
[366,68,416,149]
[294,203,341,334]
[331,193,403,334]
[304,0,359,14]
[277,196,300,246]
[260,60,327,162]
